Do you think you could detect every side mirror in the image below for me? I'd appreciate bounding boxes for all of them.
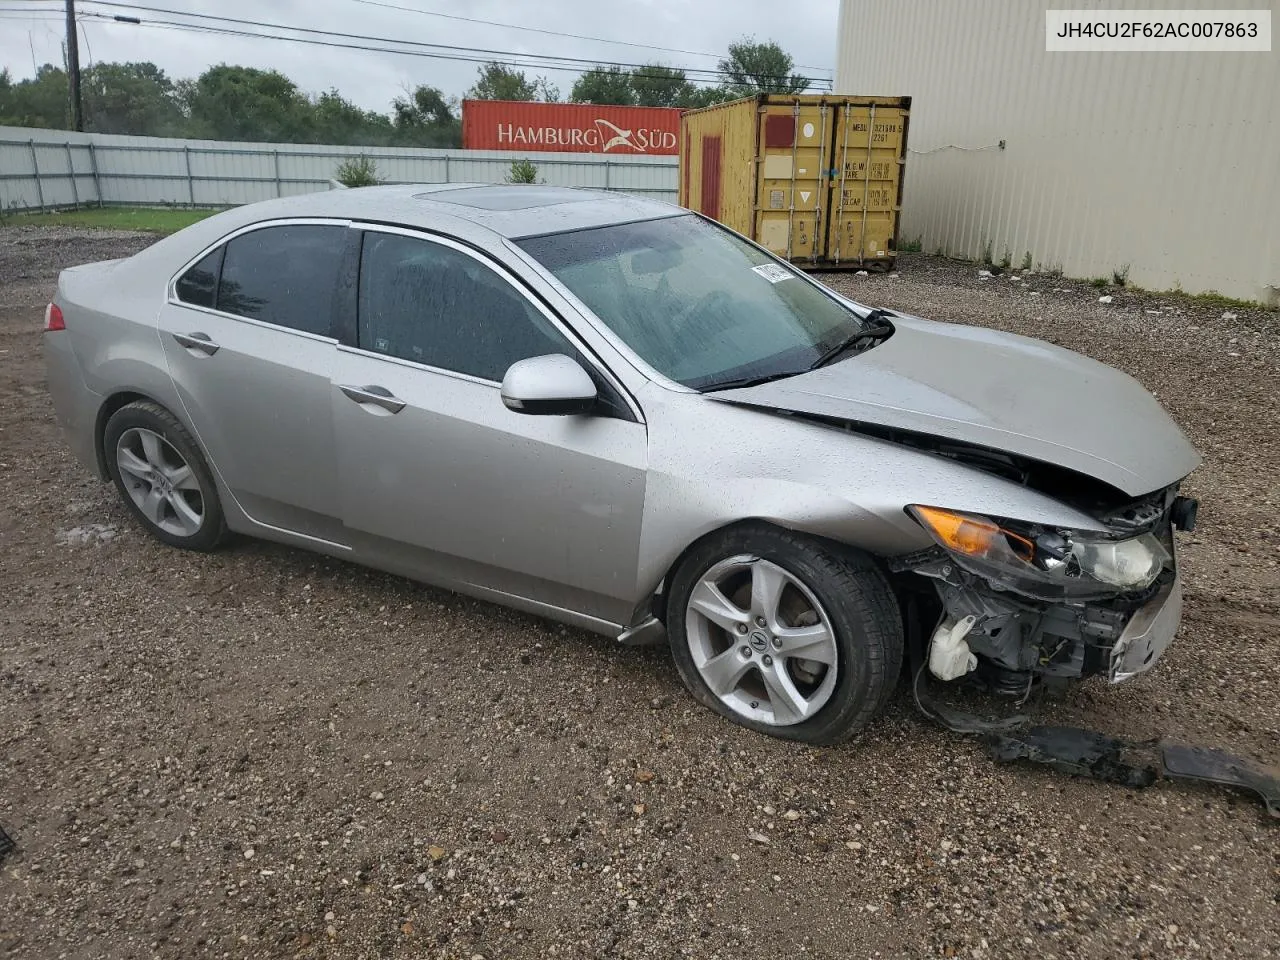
[501,354,598,416]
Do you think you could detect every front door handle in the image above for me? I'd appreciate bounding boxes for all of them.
[339,384,406,414]
[172,331,219,355]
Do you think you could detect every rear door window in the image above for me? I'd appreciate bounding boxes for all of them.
[215,224,347,336]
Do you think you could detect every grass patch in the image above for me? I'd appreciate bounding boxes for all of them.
[1168,289,1271,312]
[899,236,923,253]
[4,206,219,235]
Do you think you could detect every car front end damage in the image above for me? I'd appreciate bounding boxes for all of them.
[890,484,1280,818]
[892,482,1198,694]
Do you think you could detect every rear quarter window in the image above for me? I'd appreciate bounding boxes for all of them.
[174,246,224,308]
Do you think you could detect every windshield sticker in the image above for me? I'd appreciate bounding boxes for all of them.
[752,263,793,284]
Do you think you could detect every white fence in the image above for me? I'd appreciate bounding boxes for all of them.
[0,126,680,213]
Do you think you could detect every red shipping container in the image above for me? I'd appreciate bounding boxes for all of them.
[462,100,681,155]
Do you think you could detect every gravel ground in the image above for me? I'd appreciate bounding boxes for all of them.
[1,227,1277,960]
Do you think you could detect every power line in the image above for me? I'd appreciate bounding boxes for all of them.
[341,0,834,76]
[78,18,93,65]
[3,1,831,93]
[349,0,728,60]
[14,0,833,75]
[74,0,831,87]
[75,10,829,91]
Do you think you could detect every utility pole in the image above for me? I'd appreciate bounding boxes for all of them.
[65,0,83,131]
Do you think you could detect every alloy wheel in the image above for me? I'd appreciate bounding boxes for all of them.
[115,427,205,538]
[684,555,839,726]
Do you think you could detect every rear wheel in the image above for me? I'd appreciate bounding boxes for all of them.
[668,525,902,744]
[104,400,226,551]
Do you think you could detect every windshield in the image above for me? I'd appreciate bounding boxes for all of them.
[517,215,872,390]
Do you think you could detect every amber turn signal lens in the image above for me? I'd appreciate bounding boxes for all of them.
[913,506,1001,556]
[911,506,1035,562]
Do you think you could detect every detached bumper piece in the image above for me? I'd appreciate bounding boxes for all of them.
[983,726,1280,819]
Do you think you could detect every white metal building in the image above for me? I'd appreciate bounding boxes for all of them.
[835,0,1279,303]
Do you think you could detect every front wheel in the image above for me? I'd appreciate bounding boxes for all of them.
[667,525,902,745]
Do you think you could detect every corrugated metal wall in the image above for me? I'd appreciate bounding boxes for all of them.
[0,126,678,213]
[835,0,1279,303]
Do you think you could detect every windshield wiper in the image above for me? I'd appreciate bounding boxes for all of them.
[809,309,896,370]
[701,370,806,392]
[703,309,897,392]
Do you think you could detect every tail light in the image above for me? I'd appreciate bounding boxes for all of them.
[44,303,65,332]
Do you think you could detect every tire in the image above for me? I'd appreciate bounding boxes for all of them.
[103,400,226,552]
[667,524,902,745]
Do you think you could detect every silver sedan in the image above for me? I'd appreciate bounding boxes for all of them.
[44,184,1200,744]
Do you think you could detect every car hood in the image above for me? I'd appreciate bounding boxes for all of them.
[712,315,1200,496]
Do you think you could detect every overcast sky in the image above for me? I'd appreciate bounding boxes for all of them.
[1,0,839,111]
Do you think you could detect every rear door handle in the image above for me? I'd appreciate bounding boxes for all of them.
[172,331,219,355]
[339,384,406,414]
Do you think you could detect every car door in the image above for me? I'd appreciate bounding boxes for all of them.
[330,226,647,628]
[159,220,349,545]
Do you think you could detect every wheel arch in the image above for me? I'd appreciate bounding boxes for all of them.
[94,390,196,479]
[646,517,899,627]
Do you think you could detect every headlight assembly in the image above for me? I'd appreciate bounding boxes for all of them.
[1070,536,1168,590]
[908,505,1170,600]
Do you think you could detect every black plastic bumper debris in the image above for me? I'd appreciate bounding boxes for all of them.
[907,626,1278,819]
[1161,742,1280,818]
[0,825,14,864]
[982,725,1280,819]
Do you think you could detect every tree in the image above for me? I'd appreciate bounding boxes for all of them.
[629,64,695,108]
[570,66,636,106]
[533,77,561,102]
[718,38,809,96]
[81,62,184,136]
[467,62,538,101]
[313,89,394,146]
[391,85,460,147]
[683,85,737,109]
[180,65,314,142]
[0,64,70,128]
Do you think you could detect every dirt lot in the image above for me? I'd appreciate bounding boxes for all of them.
[1,227,1277,960]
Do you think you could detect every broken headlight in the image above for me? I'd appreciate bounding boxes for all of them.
[907,505,1170,600]
[1069,537,1167,589]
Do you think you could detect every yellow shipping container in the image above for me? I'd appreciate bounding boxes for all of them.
[679,94,910,270]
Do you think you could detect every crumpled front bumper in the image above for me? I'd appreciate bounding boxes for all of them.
[1109,574,1183,683]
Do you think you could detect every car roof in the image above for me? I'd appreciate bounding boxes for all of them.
[206,183,685,240]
